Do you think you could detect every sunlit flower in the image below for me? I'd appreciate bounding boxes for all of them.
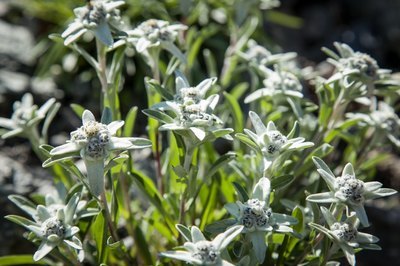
[0,93,56,139]
[160,225,243,265]
[144,74,233,142]
[238,111,313,170]
[309,207,381,266]
[46,110,151,196]
[7,193,84,262]
[61,0,125,46]
[306,157,397,226]
[225,177,297,263]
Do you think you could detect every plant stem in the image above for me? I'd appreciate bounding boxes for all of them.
[179,144,194,225]
[96,39,112,115]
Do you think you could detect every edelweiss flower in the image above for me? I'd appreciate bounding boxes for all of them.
[238,111,313,170]
[124,19,187,61]
[346,101,400,148]
[309,207,380,266]
[0,93,56,139]
[323,42,390,84]
[306,157,397,226]
[244,65,303,103]
[225,177,297,263]
[160,225,243,266]
[7,193,84,262]
[144,74,233,142]
[45,110,151,196]
[61,0,125,46]
[239,39,297,67]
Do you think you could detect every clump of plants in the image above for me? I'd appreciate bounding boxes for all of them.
[1,0,399,265]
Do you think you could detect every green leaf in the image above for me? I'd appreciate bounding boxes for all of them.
[70,103,85,118]
[134,224,153,265]
[101,107,112,124]
[292,207,304,233]
[123,106,138,137]
[224,92,244,132]
[91,210,108,264]
[142,109,174,124]
[207,152,236,178]
[312,157,335,179]
[145,78,174,101]
[5,215,36,229]
[205,219,237,234]
[0,255,52,265]
[232,182,249,202]
[235,133,260,152]
[271,175,295,190]
[176,224,192,242]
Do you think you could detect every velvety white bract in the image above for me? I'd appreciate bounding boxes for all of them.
[160,225,243,265]
[47,110,151,195]
[0,93,56,139]
[307,157,397,226]
[61,0,125,46]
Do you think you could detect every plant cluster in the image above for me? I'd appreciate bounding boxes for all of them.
[1,0,399,265]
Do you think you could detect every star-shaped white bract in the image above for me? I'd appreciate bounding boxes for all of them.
[119,19,187,61]
[7,193,84,262]
[145,75,233,143]
[160,225,243,266]
[224,177,297,263]
[240,111,313,170]
[245,65,303,104]
[309,207,381,266]
[0,93,56,139]
[46,110,151,196]
[61,0,125,46]
[307,157,397,227]
[346,101,400,148]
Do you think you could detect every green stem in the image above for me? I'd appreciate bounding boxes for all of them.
[96,39,113,116]
[179,144,194,225]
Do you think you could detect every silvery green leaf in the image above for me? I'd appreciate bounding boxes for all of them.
[161,41,187,63]
[33,241,57,261]
[221,260,235,266]
[176,224,192,242]
[84,159,104,196]
[108,137,136,150]
[288,141,314,150]
[0,117,15,129]
[8,195,37,217]
[191,226,206,242]
[82,110,95,125]
[248,231,267,263]
[243,129,261,146]
[213,225,243,250]
[309,222,336,241]
[340,244,355,266]
[316,169,336,191]
[65,193,80,225]
[235,133,260,152]
[244,88,273,103]
[195,77,217,96]
[64,238,82,250]
[350,204,369,227]
[249,111,266,136]
[47,234,61,243]
[363,181,382,191]
[94,20,113,46]
[206,94,220,110]
[312,157,335,177]
[205,219,237,234]
[136,37,152,53]
[175,70,190,89]
[252,177,270,202]
[49,142,80,156]
[160,251,202,264]
[320,206,336,227]
[37,205,51,222]
[1,128,24,139]
[107,121,124,135]
[142,109,175,124]
[66,226,80,238]
[343,163,355,176]
[306,192,336,203]
[356,232,379,244]
[64,28,87,46]
[274,224,294,233]
[5,215,38,229]
[190,127,206,141]
[128,137,152,149]
[62,21,84,38]
[272,213,297,225]
[358,243,381,250]
[367,188,397,198]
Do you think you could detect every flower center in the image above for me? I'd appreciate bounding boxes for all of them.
[192,241,219,265]
[139,20,174,42]
[41,217,65,238]
[241,199,272,230]
[262,130,287,157]
[81,2,107,27]
[340,52,379,79]
[335,174,365,204]
[331,222,357,242]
